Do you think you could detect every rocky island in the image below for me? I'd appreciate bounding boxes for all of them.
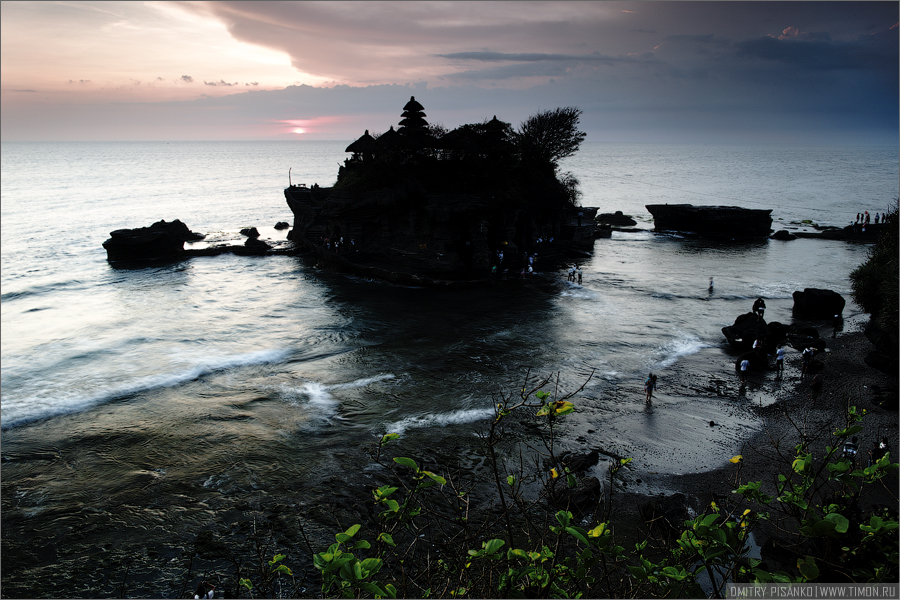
[646,203,773,238]
[285,98,596,285]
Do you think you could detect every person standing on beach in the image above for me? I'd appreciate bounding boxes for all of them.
[644,373,657,403]
[739,359,749,384]
[801,347,815,376]
[775,347,785,379]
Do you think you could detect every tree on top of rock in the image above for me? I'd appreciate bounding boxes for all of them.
[516,106,586,170]
[398,96,428,136]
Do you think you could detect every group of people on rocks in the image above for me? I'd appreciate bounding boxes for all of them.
[737,297,826,392]
[320,235,356,252]
[492,248,543,279]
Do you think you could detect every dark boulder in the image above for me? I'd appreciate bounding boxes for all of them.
[561,450,600,473]
[552,476,602,513]
[786,325,819,351]
[238,237,271,255]
[274,221,290,230]
[102,219,202,261]
[597,211,637,227]
[770,230,797,241]
[240,227,260,238]
[722,312,769,351]
[792,288,845,318]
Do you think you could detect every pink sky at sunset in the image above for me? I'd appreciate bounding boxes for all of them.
[2,1,897,143]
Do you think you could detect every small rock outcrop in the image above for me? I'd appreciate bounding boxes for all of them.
[102,219,203,261]
[792,288,845,319]
[770,230,797,241]
[240,227,260,238]
[596,211,637,227]
[274,221,290,230]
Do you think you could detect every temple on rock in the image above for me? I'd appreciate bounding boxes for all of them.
[285,97,596,285]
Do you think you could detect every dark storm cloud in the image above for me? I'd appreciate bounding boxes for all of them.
[735,28,898,72]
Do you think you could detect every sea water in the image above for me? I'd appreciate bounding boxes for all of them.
[1,140,897,596]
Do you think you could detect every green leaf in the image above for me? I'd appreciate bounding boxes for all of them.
[374,485,398,500]
[536,390,551,400]
[393,456,419,471]
[239,578,253,590]
[797,556,820,581]
[380,432,400,446]
[824,512,850,534]
[507,475,516,486]
[268,553,286,565]
[423,470,447,484]
[359,582,386,597]
[555,511,572,527]
[483,538,506,555]
[273,564,293,576]
[508,548,528,560]
[360,557,383,574]
[351,540,371,550]
[378,532,397,547]
[565,526,589,545]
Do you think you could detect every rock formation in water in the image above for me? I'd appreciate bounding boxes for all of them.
[285,99,595,283]
[645,204,773,239]
[102,219,204,261]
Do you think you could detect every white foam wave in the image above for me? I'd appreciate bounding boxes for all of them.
[384,407,494,437]
[655,335,710,368]
[278,374,396,422]
[1,347,291,430]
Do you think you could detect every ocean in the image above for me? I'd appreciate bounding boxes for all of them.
[1,140,897,597]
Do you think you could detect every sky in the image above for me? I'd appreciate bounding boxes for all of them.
[1,1,897,143]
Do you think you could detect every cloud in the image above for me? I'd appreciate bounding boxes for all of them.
[67,79,92,84]
[180,75,194,83]
[204,80,239,86]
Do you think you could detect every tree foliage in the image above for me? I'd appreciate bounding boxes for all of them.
[516,107,587,169]
[850,199,898,333]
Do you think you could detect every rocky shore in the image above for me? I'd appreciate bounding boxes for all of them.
[610,324,898,574]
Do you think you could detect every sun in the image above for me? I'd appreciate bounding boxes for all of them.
[293,127,305,134]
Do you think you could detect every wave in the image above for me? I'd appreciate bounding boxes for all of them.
[383,407,495,437]
[1,347,291,430]
[277,374,396,424]
[654,334,711,368]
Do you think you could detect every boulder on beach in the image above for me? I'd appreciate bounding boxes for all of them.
[274,221,290,230]
[792,288,845,319]
[102,219,203,261]
[240,227,260,238]
[770,230,797,241]
[722,312,769,351]
[552,476,602,513]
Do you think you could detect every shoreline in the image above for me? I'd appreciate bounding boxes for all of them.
[607,324,898,573]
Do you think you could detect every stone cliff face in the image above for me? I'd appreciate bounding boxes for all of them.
[285,184,595,282]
